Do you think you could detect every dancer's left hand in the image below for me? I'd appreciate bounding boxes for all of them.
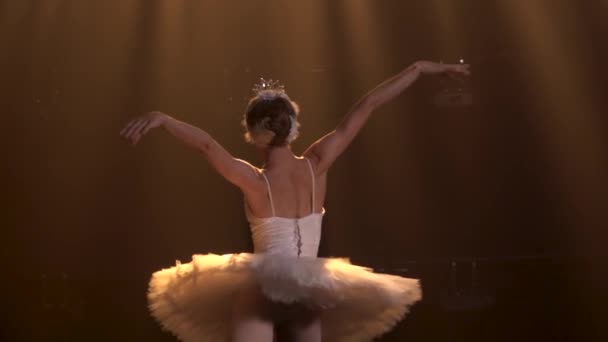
[415,61,471,76]
[120,111,167,145]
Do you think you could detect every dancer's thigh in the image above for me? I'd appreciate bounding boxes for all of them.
[231,285,274,342]
[284,305,321,342]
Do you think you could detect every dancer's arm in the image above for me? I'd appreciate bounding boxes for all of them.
[120,111,261,191]
[303,61,470,174]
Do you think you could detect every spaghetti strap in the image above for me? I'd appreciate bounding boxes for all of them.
[261,173,276,217]
[304,158,316,214]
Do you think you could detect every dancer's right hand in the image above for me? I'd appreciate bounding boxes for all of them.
[120,111,167,146]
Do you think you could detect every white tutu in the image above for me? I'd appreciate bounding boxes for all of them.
[149,158,422,340]
[148,253,421,342]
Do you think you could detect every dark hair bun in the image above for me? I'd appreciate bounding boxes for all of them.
[245,97,297,146]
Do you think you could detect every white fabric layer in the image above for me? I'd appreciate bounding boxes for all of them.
[148,253,421,342]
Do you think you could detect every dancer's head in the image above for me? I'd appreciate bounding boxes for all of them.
[242,79,300,149]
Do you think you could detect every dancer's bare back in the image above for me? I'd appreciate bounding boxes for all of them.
[244,156,328,219]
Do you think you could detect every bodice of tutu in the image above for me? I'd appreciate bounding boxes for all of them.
[245,209,324,257]
[244,157,323,257]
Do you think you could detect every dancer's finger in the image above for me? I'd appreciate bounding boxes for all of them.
[136,119,150,136]
[132,121,150,144]
[142,121,155,135]
[123,119,139,138]
[120,120,137,137]
[127,119,146,139]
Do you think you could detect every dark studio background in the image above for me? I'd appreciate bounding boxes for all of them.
[1,0,607,341]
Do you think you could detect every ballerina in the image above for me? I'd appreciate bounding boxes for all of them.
[120,60,470,342]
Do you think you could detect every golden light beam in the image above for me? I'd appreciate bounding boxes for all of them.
[496,2,606,245]
[429,0,467,56]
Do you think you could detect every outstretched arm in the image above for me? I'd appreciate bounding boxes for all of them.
[120,111,261,192]
[303,61,470,174]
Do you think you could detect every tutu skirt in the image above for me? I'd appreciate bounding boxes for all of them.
[148,253,421,341]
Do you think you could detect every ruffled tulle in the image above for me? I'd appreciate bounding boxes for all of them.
[148,253,421,342]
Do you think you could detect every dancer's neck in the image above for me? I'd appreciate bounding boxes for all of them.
[260,145,297,169]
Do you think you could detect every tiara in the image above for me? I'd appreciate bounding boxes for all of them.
[252,78,288,101]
